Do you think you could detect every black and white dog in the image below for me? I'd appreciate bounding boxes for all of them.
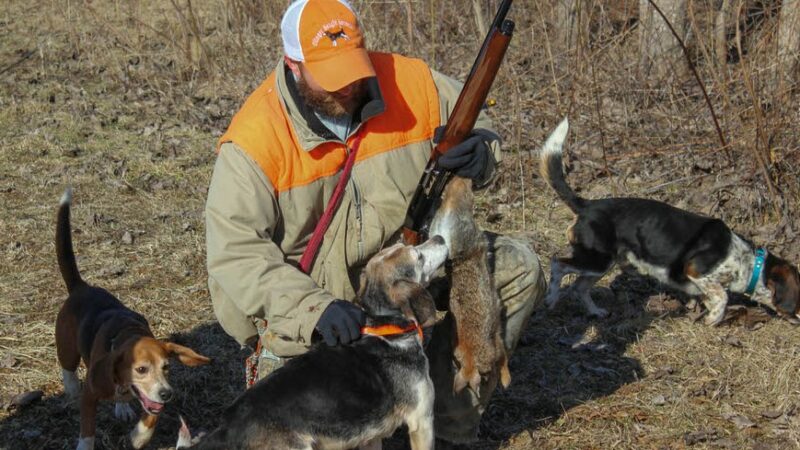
[178,236,448,450]
[540,118,800,325]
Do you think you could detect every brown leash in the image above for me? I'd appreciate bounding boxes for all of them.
[246,136,363,387]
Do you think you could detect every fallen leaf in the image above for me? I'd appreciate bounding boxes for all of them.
[683,429,720,445]
[0,354,18,369]
[651,366,675,380]
[7,390,43,411]
[722,412,755,430]
[710,438,737,449]
[760,409,783,419]
[121,231,134,245]
[651,394,667,406]
[723,335,742,348]
[687,309,705,323]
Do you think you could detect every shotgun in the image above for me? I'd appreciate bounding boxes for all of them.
[402,0,515,245]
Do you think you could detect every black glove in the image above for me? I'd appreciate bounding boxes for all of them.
[315,300,366,346]
[434,127,492,181]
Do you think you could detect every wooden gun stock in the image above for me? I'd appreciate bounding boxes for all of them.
[402,1,515,245]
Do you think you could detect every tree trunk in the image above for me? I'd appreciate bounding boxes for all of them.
[638,0,688,83]
[776,0,800,95]
[554,0,589,60]
[714,0,734,68]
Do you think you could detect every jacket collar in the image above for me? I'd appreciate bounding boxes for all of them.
[275,57,386,152]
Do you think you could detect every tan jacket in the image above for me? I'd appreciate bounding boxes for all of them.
[206,52,500,356]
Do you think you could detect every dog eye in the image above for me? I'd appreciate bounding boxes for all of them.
[135,366,148,375]
[162,364,170,373]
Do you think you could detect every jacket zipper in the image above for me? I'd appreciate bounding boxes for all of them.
[345,143,365,262]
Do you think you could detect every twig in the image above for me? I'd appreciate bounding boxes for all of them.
[533,1,562,114]
[471,0,487,39]
[589,61,610,177]
[0,50,34,76]
[635,174,711,195]
[733,9,781,217]
[645,0,731,165]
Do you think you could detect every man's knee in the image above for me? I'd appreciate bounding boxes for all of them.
[487,233,546,351]
[489,234,546,311]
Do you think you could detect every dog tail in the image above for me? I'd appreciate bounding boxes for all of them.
[56,187,83,292]
[539,118,585,213]
[177,416,230,449]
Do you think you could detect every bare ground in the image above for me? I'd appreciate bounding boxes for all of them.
[1,1,800,449]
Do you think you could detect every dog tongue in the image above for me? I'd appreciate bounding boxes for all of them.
[142,395,164,412]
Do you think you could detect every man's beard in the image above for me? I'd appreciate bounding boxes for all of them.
[296,77,366,118]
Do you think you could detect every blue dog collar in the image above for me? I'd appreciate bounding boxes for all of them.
[745,248,767,296]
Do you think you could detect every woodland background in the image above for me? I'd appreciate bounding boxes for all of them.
[1,0,799,448]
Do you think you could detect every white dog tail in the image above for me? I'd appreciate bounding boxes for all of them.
[539,118,585,213]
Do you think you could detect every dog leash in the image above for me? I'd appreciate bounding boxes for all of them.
[246,136,364,388]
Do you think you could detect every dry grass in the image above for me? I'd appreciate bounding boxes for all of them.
[1,0,799,449]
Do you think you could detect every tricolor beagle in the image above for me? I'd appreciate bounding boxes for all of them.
[54,188,210,450]
[540,119,800,325]
[177,236,449,450]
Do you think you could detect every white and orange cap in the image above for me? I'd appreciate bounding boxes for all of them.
[281,0,376,92]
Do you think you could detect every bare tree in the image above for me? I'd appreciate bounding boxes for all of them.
[553,0,589,60]
[714,0,734,69]
[638,0,688,83]
[775,0,800,96]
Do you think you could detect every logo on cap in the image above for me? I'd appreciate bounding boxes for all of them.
[311,19,355,47]
[324,28,349,46]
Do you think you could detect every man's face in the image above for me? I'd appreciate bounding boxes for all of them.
[293,61,367,118]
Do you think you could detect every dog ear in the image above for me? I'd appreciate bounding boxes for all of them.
[390,280,437,328]
[356,270,368,299]
[767,264,800,317]
[163,342,211,367]
[87,349,127,398]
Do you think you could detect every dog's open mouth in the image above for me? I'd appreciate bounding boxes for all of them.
[131,385,164,415]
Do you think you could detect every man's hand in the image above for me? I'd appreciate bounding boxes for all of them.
[434,127,492,181]
[315,300,366,346]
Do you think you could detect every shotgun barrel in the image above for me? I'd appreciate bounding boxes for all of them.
[402,0,515,245]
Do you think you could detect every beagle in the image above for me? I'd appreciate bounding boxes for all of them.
[540,119,800,325]
[177,236,449,450]
[54,188,211,450]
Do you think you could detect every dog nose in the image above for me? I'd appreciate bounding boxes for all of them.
[159,388,174,403]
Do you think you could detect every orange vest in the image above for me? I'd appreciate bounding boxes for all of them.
[217,53,441,194]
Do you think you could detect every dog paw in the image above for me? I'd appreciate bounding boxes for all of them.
[704,311,725,326]
[75,436,95,450]
[62,369,82,399]
[115,402,137,422]
[130,420,156,449]
[588,306,609,319]
[544,291,560,309]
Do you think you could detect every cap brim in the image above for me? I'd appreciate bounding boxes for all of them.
[304,48,375,92]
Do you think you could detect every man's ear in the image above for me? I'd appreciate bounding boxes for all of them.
[163,342,211,367]
[284,55,301,78]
